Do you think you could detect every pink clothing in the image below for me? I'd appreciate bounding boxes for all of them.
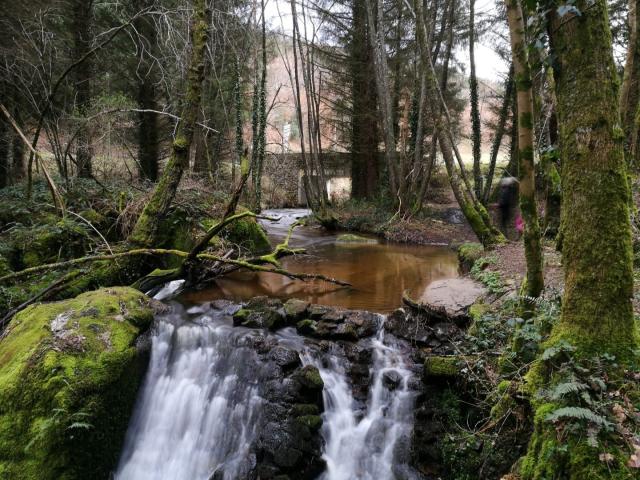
[515,214,524,234]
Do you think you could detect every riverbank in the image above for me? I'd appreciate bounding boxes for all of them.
[323,186,478,246]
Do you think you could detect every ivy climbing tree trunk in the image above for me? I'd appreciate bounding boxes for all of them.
[129,0,209,247]
[505,0,543,297]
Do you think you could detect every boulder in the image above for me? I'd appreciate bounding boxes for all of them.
[406,278,487,325]
[283,298,309,321]
[0,287,156,479]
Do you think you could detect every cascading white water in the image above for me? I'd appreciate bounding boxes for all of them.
[116,301,264,480]
[304,322,416,480]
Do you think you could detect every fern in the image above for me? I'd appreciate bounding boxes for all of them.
[549,381,589,400]
[545,407,612,428]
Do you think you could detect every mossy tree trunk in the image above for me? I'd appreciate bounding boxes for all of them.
[128,0,209,247]
[505,0,544,297]
[520,3,638,477]
[548,0,635,356]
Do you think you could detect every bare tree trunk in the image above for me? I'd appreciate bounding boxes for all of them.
[365,0,400,205]
[350,0,379,199]
[505,0,544,297]
[129,0,210,247]
[72,0,94,178]
[0,115,8,188]
[483,65,514,204]
[134,0,160,182]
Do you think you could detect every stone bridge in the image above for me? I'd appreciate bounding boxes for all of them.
[263,152,355,206]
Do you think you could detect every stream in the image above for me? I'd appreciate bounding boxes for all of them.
[183,209,459,313]
[117,209,460,480]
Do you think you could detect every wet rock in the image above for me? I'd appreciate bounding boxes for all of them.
[247,295,284,311]
[345,310,379,337]
[296,319,317,335]
[294,365,324,391]
[233,308,285,330]
[383,370,403,390]
[320,308,346,323]
[336,233,378,244]
[385,308,432,344]
[408,278,487,325]
[284,299,309,321]
[334,322,359,341]
[269,346,301,370]
[308,304,331,319]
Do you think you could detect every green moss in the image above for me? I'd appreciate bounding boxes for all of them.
[204,216,270,254]
[469,302,490,322]
[296,365,324,390]
[295,415,322,432]
[11,218,91,269]
[458,242,484,265]
[336,233,378,244]
[291,403,319,416]
[0,287,154,479]
[424,356,459,378]
[296,319,317,335]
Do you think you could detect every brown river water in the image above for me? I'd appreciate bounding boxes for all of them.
[182,209,460,312]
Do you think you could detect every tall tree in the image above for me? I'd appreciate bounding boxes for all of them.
[129,0,210,247]
[350,0,379,199]
[468,0,483,200]
[72,0,95,178]
[521,0,638,476]
[505,0,543,297]
[134,0,160,182]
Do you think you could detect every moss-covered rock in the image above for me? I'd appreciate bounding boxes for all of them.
[221,216,271,254]
[296,319,317,335]
[336,233,378,244]
[294,415,323,432]
[295,365,324,391]
[284,299,309,321]
[0,287,155,480]
[424,356,460,378]
[458,242,484,268]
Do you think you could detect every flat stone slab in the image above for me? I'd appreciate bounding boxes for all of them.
[407,278,487,324]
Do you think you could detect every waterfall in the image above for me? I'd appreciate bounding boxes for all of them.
[304,323,417,480]
[116,303,264,480]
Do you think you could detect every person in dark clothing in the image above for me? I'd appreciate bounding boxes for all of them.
[498,177,519,234]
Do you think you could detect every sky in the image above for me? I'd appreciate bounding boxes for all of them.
[265,0,509,82]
